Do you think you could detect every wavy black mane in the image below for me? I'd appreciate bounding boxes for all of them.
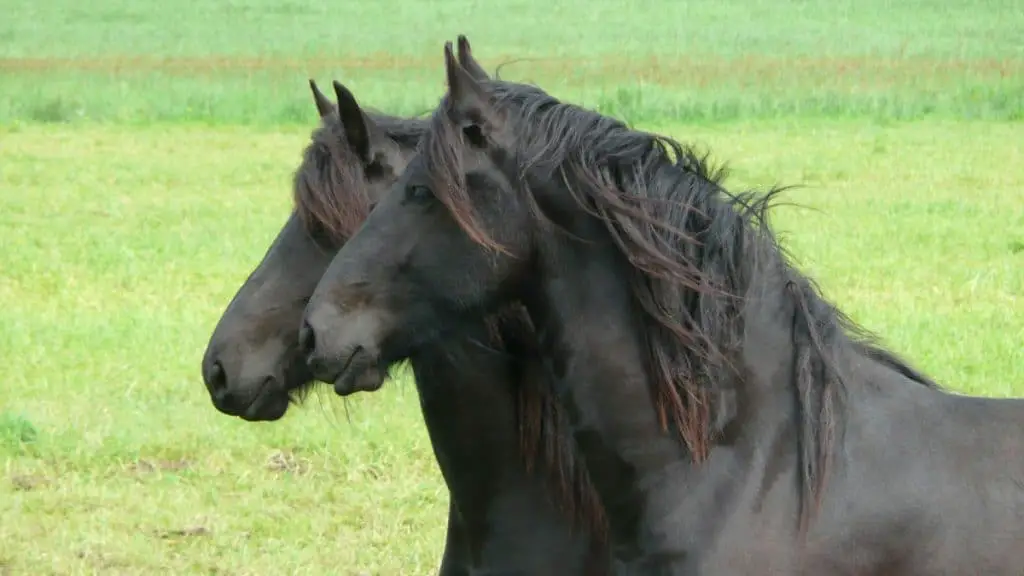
[422,78,941,525]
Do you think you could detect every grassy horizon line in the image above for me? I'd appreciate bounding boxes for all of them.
[2,52,1022,125]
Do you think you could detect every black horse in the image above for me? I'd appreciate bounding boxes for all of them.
[201,41,611,575]
[301,41,1024,574]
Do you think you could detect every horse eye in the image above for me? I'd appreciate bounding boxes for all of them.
[407,184,433,202]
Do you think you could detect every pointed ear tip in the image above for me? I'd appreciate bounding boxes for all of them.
[332,80,354,100]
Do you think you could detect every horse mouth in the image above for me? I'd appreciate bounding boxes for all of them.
[239,377,290,422]
[332,346,385,396]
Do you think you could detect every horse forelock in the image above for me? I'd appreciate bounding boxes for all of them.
[423,103,510,253]
[292,118,374,243]
[293,112,428,244]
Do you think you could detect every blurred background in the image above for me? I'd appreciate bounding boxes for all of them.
[3,0,1023,123]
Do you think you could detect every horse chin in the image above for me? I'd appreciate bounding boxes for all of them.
[332,348,387,396]
[239,385,291,422]
[333,366,386,396]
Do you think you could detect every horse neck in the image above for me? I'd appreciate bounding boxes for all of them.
[521,224,693,547]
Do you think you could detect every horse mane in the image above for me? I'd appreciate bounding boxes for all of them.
[422,78,942,528]
[292,110,427,243]
[484,303,608,542]
[290,108,607,540]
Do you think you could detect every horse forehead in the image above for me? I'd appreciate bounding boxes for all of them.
[364,180,387,203]
[406,153,429,175]
[387,145,416,176]
[462,142,504,176]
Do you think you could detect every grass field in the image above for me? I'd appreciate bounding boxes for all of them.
[2,0,1023,124]
[1,0,1023,574]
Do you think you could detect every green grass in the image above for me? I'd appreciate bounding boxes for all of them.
[2,0,1023,124]
[0,120,1021,574]
[1,0,1022,573]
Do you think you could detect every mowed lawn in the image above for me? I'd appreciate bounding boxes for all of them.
[1,120,1021,574]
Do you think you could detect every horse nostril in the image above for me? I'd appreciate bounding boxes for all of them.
[298,319,316,359]
[206,360,227,393]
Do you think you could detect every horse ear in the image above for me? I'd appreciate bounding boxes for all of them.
[456,35,490,81]
[444,41,496,145]
[332,80,379,162]
[309,79,334,118]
